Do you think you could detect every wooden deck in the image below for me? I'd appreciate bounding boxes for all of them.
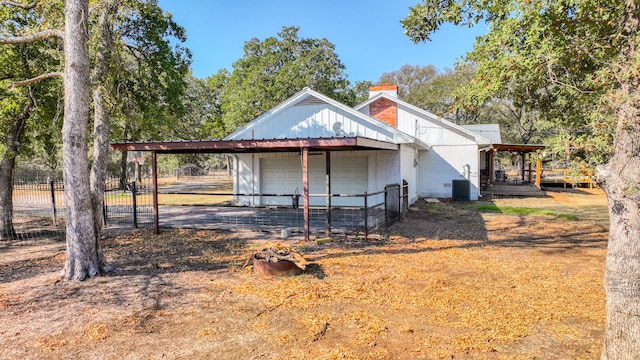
[481,182,546,198]
[540,168,593,188]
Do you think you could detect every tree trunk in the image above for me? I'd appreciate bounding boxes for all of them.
[599,100,640,359]
[0,157,16,240]
[0,98,33,240]
[119,149,128,190]
[599,1,640,358]
[62,0,98,281]
[89,0,119,272]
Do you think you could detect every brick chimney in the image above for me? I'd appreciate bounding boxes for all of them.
[369,85,398,127]
[369,84,398,98]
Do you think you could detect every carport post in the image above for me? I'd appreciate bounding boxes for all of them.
[535,157,542,188]
[489,150,495,184]
[302,147,310,241]
[325,150,331,237]
[520,151,526,182]
[528,154,533,183]
[151,151,159,234]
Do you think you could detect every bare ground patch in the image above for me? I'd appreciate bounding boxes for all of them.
[0,188,607,359]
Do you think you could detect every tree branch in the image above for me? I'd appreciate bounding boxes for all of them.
[0,29,63,45]
[11,71,63,87]
[0,1,37,9]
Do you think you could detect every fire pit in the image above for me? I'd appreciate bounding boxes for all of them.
[251,244,308,276]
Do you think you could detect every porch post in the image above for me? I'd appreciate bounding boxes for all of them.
[325,150,331,238]
[528,153,533,183]
[151,150,159,234]
[302,147,310,241]
[535,157,542,188]
[489,150,495,184]
[520,151,526,182]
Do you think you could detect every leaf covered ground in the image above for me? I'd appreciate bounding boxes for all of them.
[0,187,608,359]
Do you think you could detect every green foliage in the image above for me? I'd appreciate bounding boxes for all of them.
[403,0,623,168]
[0,1,64,170]
[379,63,483,122]
[108,0,191,143]
[2,1,191,172]
[353,80,373,104]
[220,26,354,134]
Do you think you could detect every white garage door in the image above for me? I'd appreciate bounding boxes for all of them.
[260,156,368,206]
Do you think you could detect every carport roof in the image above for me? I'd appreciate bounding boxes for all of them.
[110,136,400,153]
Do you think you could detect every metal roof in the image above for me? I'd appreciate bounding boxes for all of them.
[225,87,429,150]
[110,136,399,153]
[460,124,502,144]
[492,143,545,153]
[355,93,494,147]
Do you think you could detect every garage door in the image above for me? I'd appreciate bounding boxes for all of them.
[260,158,302,205]
[260,156,368,206]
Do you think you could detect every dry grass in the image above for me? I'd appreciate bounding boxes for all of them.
[0,187,607,359]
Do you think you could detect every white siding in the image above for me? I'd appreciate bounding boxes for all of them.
[260,155,368,207]
[234,152,376,207]
[234,153,259,206]
[232,150,411,207]
[230,103,397,143]
[367,150,400,208]
[400,144,419,206]
[396,106,477,146]
[417,144,480,200]
[394,103,481,200]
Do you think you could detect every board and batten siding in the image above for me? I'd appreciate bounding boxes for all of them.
[260,156,368,207]
[231,103,397,143]
[233,151,404,207]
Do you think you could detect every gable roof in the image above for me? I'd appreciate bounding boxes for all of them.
[224,87,428,149]
[355,93,494,147]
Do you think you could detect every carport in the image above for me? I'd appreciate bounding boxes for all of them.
[111,137,399,240]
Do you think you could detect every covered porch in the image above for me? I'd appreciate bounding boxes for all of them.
[483,143,546,186]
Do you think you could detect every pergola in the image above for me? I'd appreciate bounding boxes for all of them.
[111,137,399,240]
[487,144,546,186]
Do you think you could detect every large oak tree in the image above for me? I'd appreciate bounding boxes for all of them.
[0,1,63,239]
[1,0,189,280]
[220,26,354,134]
[403,0,639,357]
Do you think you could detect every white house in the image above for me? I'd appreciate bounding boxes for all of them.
[111,85,500,237]
[224,85,494,206]
[225,87,427,208]
[355,85,493,200]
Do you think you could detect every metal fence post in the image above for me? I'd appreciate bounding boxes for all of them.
[384,187,388,226]
[363,191,368,241]
[49,179,57,225]
[398,184,402,216]
[132,181,138,228]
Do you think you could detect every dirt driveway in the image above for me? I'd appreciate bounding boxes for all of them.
[0,188,608,359]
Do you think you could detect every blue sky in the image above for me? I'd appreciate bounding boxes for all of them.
[157,0,486,83]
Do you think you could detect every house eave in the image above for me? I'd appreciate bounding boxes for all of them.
[110,136,400,154]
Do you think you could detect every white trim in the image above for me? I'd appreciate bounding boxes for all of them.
[355,93,493,147]
[224,87,429,150]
